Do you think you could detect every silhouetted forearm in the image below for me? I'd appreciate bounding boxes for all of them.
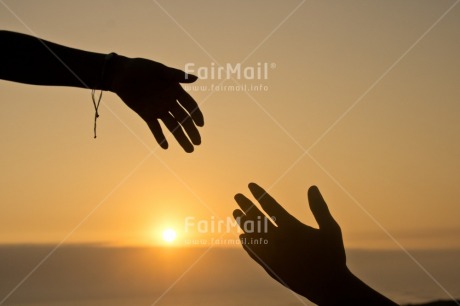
[0,30,108,89]
[316,268,398,306]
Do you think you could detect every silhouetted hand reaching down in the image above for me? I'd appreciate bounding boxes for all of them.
[0,30,203,152]
[233,183,398,306]
[108,56,203,152]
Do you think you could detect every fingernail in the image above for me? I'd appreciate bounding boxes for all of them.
[187,74,198,82]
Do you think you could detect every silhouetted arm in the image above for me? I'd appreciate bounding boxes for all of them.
[233,183,398,306]
[0,30,203,152]
[0,30,108,88]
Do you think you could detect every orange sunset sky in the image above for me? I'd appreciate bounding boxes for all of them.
[1,0,459,249]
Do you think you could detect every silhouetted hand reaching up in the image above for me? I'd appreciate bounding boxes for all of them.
[108,56,204,152]
[233,183,398,306]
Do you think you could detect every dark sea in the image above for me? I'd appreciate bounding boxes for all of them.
[0,246,459,305]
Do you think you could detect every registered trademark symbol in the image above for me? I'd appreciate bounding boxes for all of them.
[270,63,276,69]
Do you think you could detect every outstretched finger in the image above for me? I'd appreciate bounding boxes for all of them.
[177,86,204,127]
[233,209,249,231]
[233,208,276,234]
[161,113,194,153]
[234,193,264,219]
[248,183,294,226]
[308,186,339,231]
[163,66,198,83]
[147,120,168,149]
[170,104,201,145]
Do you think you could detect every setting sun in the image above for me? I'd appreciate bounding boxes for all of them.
[162,228,177,243]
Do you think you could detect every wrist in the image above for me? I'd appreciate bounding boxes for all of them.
[315,267,355,305]
[320,268,397,306]
[102,53,128,92]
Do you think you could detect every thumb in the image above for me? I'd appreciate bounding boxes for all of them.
[308,185,338,231]
[164,66,198,83]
